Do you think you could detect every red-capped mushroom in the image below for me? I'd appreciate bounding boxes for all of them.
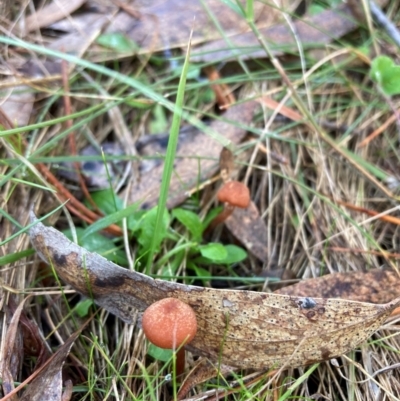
[206,181,250,231]
[217,181,250,209]
[142,298,197,376]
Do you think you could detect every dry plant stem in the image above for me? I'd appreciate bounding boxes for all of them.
[204,66,235,109]
[334,198,400,226]
[219,147,234,183]
[358,107,400,147]
[370,0,400,49]
[61,60,99,212]
[206,370,276,401]
[112,0,142,19]
[329,246,400,260]
[0,328,85,401]
[258,96,304,122]
[255,41,395,198]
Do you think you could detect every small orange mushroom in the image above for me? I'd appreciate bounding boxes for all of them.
[205,180,250,231]
[217,181,250,209]
[142,298,197,376]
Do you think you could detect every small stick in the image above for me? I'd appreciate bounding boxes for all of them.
[370,0,400,49]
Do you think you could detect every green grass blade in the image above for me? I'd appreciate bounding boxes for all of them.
[0,249,35,266]
[145,33,193,274]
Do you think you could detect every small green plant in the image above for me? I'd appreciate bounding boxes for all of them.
[171,207,247,279]
[75,187,247,280]
[370,55,400,96]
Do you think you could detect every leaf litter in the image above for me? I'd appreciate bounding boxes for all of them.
[29,213,400,370]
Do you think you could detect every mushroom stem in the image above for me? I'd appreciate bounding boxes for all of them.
[204,204,234,235]
[175,348,186,377]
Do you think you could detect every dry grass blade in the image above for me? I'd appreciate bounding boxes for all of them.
[29,214,400,370]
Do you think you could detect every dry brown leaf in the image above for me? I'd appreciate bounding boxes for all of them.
[0,83,35,127]
[225,201,268,262]
[43,1,359,65]
[8,296,50,368]
[47,0,288,59]
[274,269,400,305]
[30,214,400,370]
[24,0,87,33]
[191,4,358,62]
[18,330,80,401]
[129,101,259,209]
[0,296,27,399]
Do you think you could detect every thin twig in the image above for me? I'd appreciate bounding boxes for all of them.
[370,0,400,49]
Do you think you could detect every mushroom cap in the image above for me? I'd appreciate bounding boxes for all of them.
[142,298,197,349]
[217,181,250,208]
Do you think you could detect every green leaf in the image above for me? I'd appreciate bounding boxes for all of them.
[90,189,123,215]
[218,245,247,264]
[195,244,247,265]
[147,344,173,362]
[97,33,138,53]
[64,228,127,265]
[74,299,94,317]
[133,207,170,254]
[199,243,227,261]
[370,56,400,96]
[172,208,202,241]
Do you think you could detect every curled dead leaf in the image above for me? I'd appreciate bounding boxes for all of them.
[29,213,400,370]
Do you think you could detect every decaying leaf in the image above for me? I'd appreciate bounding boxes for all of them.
[1,296,26,398]
[23,0,87,33]
[47,0,290,59]
[8,296,50,368]
[29,214,400,370]
[191,4,358,62]
[42,1,363,65]
[275,269,400,305]
[0,84,35,127]
[129,101,259,209]
[19,330,80,401]
[225,201,268,262]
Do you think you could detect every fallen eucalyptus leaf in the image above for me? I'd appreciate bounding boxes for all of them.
[29,213,400,370]
[274,269,400,305]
